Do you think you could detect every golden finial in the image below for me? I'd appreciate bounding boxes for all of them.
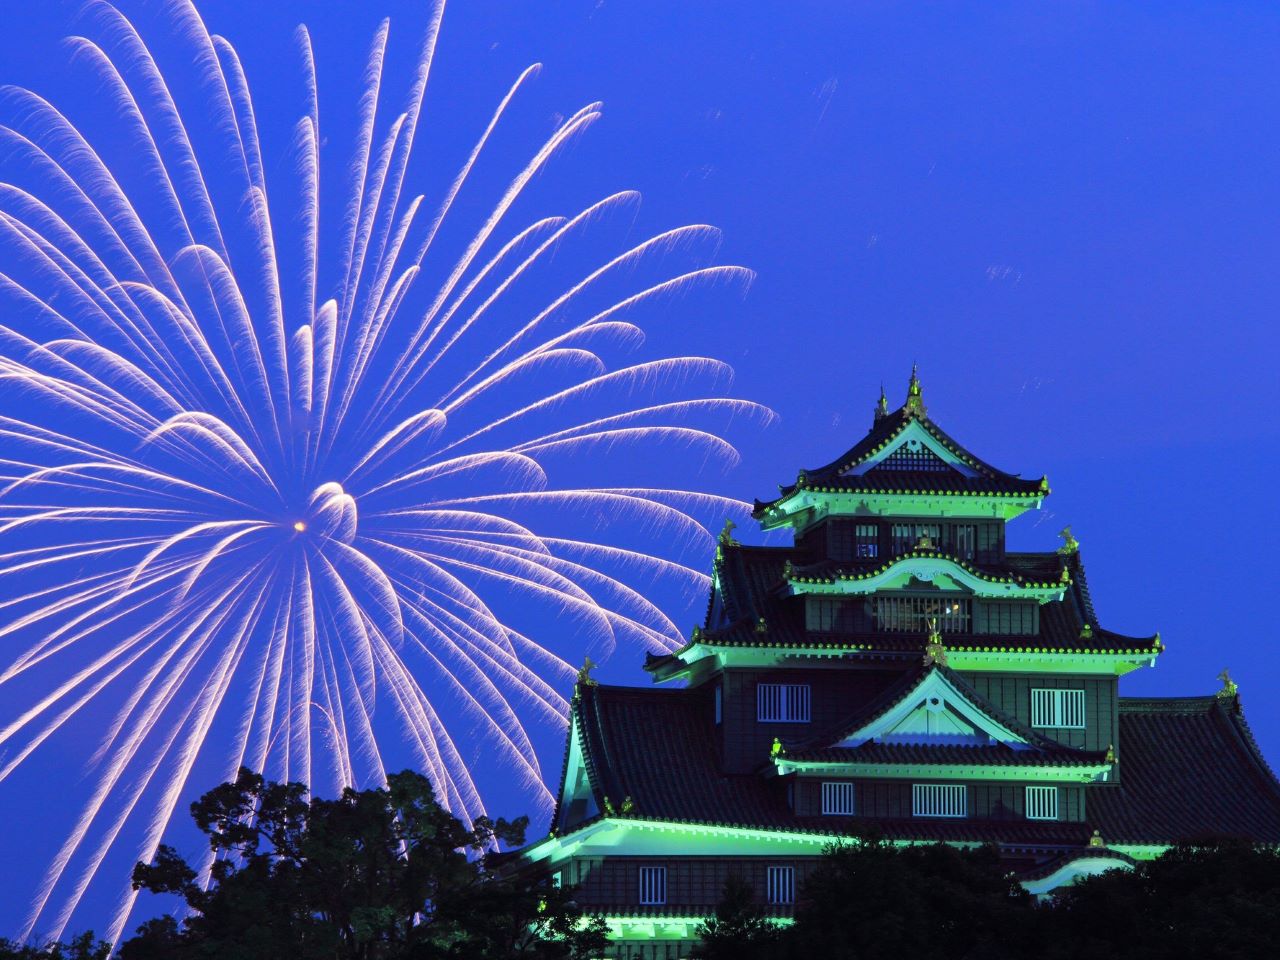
[874,383,889,422]
[602,796,616,817]
[922,617,947,667]
[718,518,739,547]
[755,617,768,634]
[782,560,794,580]
[914,532,935,551]
[1079,623,1093,640]
[1217,668,1238,699]
[770,737,785,759]
[1088,829,1105,848]
[904,363,927,418]
[1057,525,1079,556]
[620,796,634,815]
[1105,743,1116,764]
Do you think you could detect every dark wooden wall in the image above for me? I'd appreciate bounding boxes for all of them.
[962,672,1118,752]
[792,778,1085,821]
[718,667,902,773]
[566,855,822,908]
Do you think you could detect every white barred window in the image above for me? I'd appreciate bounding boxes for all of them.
[912,783,967,818]
[1031,689,1086,729]
[757,683,811,723]
[638,866,666,905]
[821,781,855,816]
[1025,786,1059,821]
[767,866,795,905]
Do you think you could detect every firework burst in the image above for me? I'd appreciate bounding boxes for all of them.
[0,0,769,941]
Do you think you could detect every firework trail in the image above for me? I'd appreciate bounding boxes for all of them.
[0,0,769,941]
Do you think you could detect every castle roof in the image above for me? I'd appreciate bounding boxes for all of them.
[777,661,1109,767]
[555,683,1280,849]
[752,371,1046,520]
[1088,695,1280,845]
[644,544,1158,680]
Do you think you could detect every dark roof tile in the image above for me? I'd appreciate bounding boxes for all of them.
[1089,696,1280,844]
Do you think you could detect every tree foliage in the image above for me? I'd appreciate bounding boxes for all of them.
[780,834,1032,960]
[694,835,1280,960]
[1041,838,1280,960]
[691,874,781,960]
[0,933,111,960]
[119,768,606,960]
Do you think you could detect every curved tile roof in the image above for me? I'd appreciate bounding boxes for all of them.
[556,684,1280,850]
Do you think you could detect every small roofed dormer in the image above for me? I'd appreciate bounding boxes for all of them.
[753,368,1048,567]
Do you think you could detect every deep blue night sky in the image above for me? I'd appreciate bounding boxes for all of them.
[1,0,1278,939]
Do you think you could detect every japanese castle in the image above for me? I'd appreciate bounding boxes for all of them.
[521,370,1280,958]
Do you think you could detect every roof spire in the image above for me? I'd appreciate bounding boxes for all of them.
[904,363,927,418]
[873,383,889,423]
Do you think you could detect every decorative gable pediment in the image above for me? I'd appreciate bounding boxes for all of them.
[556,713,600,832]
[844,421,977,478]
[836,669,1032,750]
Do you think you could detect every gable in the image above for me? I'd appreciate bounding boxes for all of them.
[835,669,1032,750]
[845,421,978,478]
[556,713,600,832]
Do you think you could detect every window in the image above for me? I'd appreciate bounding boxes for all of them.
[872,442,951,472]
[1031,689,1086,729]
[1026,786,1059,821]
[767,866,796,905]
[912,783,967,818]
[638,866,666,905]
[757,683,811,722]
[828,521,879,562]
[953,524,976,560]
[714,685,722,725]
[977,601,1038,635]
[891,522,942,554]
[976,522,1001,560]
[806,597,864,632]
[821,781,855,816]
[871,596,971,633]
[855,523,879,559]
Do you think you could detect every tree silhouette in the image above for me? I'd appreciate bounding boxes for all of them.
[120,768,606,960]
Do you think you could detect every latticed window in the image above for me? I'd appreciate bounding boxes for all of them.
[830,521,880,562]
[638,866,666,905]
[976,601,1038,635]
[953,524,976,559]
[913,784,967,818]
[757,683,811,722]
[871,596,971,633]
[855,523,879,558]
[1025,786,1059,820]
[805,597,865,633]
[821,781,855,815]
[1030,689,1086,729]
[767,866,796,904]
[872,441,952,472]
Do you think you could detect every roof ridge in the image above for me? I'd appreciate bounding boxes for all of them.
[1118,695,1219,711]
